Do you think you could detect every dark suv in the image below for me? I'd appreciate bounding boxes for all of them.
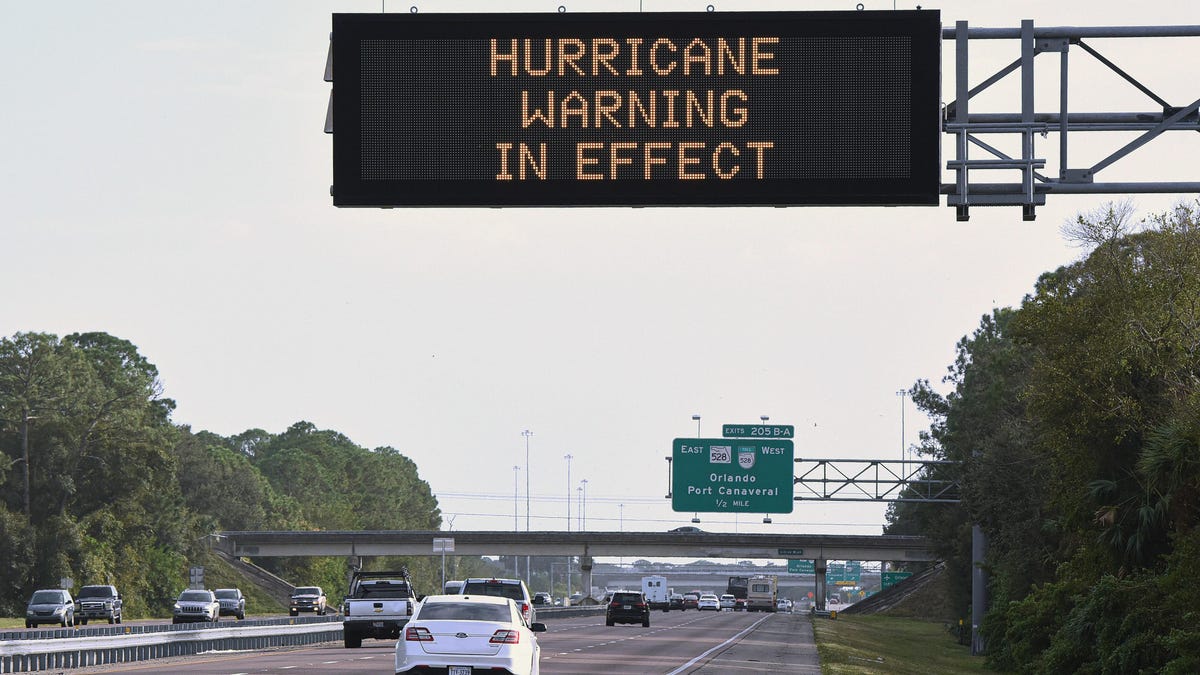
[606,590,650,627]
[75,585,122,625]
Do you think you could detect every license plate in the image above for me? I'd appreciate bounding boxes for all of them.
[623,605,631,610]
[449,667,472,675]
[373,621,384,628]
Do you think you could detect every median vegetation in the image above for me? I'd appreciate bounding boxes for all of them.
[812,614,991,674]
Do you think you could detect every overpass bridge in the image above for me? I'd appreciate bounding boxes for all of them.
[212,530,934,601]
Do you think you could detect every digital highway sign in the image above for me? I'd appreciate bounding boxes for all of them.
[330,10,940,207]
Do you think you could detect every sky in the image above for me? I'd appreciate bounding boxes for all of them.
[4,0,1199,546]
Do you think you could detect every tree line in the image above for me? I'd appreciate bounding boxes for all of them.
[0,332,446,616]
[887,202,1200,673]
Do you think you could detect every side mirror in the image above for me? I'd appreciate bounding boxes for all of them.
[530,622,547,632]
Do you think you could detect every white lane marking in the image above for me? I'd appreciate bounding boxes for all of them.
[664,614,773,675]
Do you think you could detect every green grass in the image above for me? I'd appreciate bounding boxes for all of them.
[812,614,1000,674]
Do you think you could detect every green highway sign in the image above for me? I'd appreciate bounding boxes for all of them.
[788,559,815,574]
[672,438,794,513]
[881,571,913,589]
[723,424,795,438]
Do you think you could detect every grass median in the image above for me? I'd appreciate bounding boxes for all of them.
[811,614,997,674]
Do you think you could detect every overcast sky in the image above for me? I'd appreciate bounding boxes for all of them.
[4,1,1198,545]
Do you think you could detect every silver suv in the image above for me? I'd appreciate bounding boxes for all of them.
[460,577,535,625]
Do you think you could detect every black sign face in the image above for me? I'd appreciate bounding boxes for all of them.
[330,10,940,207]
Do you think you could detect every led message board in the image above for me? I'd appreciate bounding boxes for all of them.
[330,10,940,207]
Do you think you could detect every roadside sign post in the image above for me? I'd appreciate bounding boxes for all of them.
[433,538,455,592]
[672,438,794,513]
[188,566,204,590]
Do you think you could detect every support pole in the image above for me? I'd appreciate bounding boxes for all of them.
[971,524,988,655]
[815,558,827,611]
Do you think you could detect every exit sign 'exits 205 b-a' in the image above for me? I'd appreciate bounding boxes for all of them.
[329,10,940,207]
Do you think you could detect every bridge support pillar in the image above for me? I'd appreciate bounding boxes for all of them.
[580,556,593,599]
[815,558,827,611]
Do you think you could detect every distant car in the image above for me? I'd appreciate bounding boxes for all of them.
[669,593,685,610]
[214,588,246,619]
[443,580,465,594]
[460,577,535,626]
[394,594,545,675]
[606,590,650,627]
[75,584,122,625]
[669,526,704,533]
[698,593,720,611]
[173,589,219,624]
[290,586,327,616]
[719,594,737,610]
[26,589,74,628]
[777,598,793,613]
[682,593,699,610]
[532,591,553,606]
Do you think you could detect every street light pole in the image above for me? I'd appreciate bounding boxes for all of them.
[521,430,533,588]
[692,414,701,523]
[20,411,36,516]
[512,465,520,531]
[564,454,573,532]
[522,430,533,532]
[896,390,908,480]
[581,479,588,531]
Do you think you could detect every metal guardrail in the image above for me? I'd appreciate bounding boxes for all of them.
[0,607,601,672]
[0,616,341,673]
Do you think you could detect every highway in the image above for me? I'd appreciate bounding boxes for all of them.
[66,610,819,674]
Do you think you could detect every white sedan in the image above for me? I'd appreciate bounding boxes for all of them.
[395,594,545,675]
[697,593,720,611]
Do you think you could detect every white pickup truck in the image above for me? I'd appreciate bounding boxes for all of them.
[341,570,419,648]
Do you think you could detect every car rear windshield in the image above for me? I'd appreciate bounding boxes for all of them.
[76,586,114,598]
[418,603,511,622]
[462,582,523,601]
[611,593,642,603]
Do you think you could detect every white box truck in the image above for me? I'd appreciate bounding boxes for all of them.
[641,575,670,611]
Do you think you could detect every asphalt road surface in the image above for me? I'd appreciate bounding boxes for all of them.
[69,609,820,674]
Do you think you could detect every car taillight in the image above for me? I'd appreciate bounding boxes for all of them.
[405,626,434,642]
[608,602,620,607]
[490,630,520,644]
[635,603,647,609]
[407,603,414,616]
[521,603,530,614]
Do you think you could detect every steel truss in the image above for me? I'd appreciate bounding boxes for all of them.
[944,22,1200,221]
[793,458,960,503]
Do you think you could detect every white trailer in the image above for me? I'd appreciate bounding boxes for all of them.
[641,575,670,611]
